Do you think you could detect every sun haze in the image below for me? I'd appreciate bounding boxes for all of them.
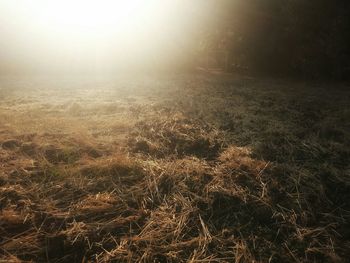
[0,0,207,73]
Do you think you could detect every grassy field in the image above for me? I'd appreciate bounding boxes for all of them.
[0,74,349,262]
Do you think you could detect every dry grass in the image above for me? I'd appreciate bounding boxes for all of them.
[0,75,349,262]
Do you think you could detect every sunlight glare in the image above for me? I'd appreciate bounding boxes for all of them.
[24,0,165,39]
[0,0,200,72]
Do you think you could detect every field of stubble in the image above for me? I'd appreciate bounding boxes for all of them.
[0,74,349,262]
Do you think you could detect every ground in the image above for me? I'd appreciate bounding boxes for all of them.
[0,74,349,262]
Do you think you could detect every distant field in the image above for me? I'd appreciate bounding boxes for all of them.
[0,74,349,262]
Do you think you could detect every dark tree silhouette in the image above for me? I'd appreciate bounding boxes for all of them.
[199,0,350,79]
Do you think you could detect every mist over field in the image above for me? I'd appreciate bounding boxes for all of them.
[0,1,349,262]
[0,0,211,74]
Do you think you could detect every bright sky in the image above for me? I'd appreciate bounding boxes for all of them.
[0,0,208,73]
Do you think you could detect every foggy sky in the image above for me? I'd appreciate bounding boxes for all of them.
[0,0,221,74]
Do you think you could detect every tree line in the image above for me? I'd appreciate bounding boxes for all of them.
[198,0,350,79]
